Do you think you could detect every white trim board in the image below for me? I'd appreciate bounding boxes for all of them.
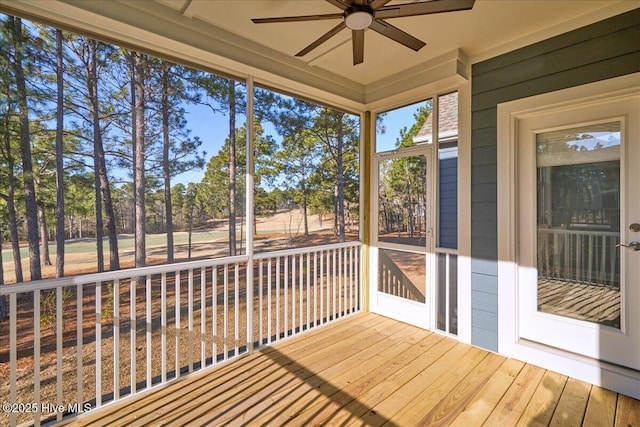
[496,72,640,399]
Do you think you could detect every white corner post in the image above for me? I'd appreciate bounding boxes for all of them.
[246,75,255,353]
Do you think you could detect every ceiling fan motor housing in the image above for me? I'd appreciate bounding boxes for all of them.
[345,5,375,30]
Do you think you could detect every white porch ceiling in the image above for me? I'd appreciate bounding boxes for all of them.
[156,0,626,85]
[1,0,637,107]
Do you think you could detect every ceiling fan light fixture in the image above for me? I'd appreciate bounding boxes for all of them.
[345,11,373,30]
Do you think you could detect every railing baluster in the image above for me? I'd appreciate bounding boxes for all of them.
[588,234,593,283]
[10,293,17,427]
[175,271,180,379]
[338,248,343,318]
[161,273,167,383]
[129,279,136,395]
[353,246,362,311]
[276,257,280,340]
[113,279,120,400]
[201,267,206,368]
[259,260,264,345]
[320,250,324,324]
[34,289,40,426]
[314,252,318,326]
[77,283,84,404]
[284,255,289,337]
[223,264,229,361]
[146,275,152,387]
[306,252,310,329]
[332,249,337,321]
[96,281,102,407]
[212,267,217,362]
[600,235,606,283]
[576,235,582,282]
[299,253,304,330]
[267,260,272,344]
[292,254,296,334]
[234,263,239,357]
[609,236,616,286]
[56,287,63,421]
[326,250,331,321]
[350,246,355,313]
[188,269,194,373]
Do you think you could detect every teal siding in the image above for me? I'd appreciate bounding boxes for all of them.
[470,8,640,352]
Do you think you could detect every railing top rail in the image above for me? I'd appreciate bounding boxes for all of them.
[538,228,619,237]
[0,240,363,296]
[253,241,361,260]
[0,254,249,295]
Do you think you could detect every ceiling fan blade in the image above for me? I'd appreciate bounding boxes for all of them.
[368,0,393,10]
[252,13,343,24]
[352,29,364,65]
[369,19,425,51]
[296,22,347,57]
[375,0,475,19]
[354,0,367,6]
[325,0,351,10]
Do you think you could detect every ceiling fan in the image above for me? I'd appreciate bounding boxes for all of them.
[252,0,476,65]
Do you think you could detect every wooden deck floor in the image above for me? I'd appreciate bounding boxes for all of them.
[67,313,639,427]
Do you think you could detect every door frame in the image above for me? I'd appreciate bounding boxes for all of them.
[370,144,436,330]
[496,72,640,399]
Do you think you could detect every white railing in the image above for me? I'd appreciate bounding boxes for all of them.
[537,228,620,287]
[0,241,360,427]
[377,249,424,303]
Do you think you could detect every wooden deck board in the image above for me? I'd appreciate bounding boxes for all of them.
[516,370,567,426]
[64,312,640,427]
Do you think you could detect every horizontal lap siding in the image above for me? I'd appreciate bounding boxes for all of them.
[439,156,458,249]
[470,8,640,352]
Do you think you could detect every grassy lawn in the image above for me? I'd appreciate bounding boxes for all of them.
[1,230,228,264]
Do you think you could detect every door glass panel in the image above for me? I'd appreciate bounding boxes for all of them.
[536,122,621,327]
[378,155,428,246]
[378,249,426,303]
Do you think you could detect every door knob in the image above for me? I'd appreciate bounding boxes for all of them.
[617,241,640,251]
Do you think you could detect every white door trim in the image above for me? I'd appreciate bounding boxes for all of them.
[496,72,640,399]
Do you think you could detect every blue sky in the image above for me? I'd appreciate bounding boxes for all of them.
[172,97,428,186]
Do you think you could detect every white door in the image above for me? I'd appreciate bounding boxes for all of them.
[517,92,640,370]
[372,146,435,329]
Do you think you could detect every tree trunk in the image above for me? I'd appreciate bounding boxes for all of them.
[131,51,146,268]
[162,64,174,262]
[335,116,346,242]
[228,80,237,256]
[405,163,414,239]
[0,236,6,319]
[0,238,5,319]
[55,29,65,278]
[11,17,42,280]
[2,103,23,283]
[88,40,104,272]
[37,202,52,266]
[302,185,309,237]
[89,41,119,271]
